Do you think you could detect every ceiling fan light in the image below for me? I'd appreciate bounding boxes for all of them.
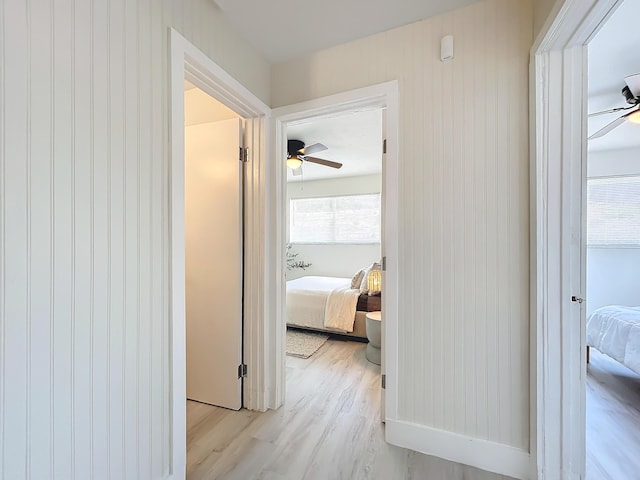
[628,110,640,124]
[286,155,303,170]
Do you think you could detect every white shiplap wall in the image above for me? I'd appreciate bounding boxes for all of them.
[272,0,532,450]
[0,0,270,479]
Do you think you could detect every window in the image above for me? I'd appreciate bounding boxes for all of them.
[587,175,640,246]
[290,193,381,244]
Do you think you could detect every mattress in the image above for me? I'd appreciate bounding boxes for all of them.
[286,276,368,337]
[587,305,640,375]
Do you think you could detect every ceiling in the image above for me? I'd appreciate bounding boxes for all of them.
[587,0,640,152]
[213,0,480,63]
[210,1,640,155]
[184,80,238,125]
[286,109,382,182]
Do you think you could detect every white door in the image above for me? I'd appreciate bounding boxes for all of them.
[185,118,243,410]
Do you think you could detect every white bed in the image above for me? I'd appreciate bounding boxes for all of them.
[587,305,640,376]
[286,276,369,338]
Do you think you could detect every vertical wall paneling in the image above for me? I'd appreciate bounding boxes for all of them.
[91,0,110,477]
[0,0,5,475]
[0,0,270,478]
[3,1,30,478]
[107,0,125,476]
[272,0,532,452]
[30,1,54,478]
[73,0,92,475]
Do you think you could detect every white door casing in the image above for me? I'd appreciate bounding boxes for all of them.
[185,118,243,410]
[531,0,622,478]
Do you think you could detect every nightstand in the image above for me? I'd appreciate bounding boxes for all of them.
[365,311,381,365]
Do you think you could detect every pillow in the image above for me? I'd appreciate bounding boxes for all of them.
[351,269,365,289]
[359,266,372,293]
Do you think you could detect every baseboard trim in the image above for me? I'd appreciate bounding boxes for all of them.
[386,419,531,479]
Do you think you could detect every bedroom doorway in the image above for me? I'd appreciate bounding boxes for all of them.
[532,0,639,477]
[282,105,386,452]
[274,82,398,428]
[584,1,640,477]
[284,106,385,402]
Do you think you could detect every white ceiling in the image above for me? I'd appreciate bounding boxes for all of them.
[213,0,480,63]
[210,1,640,155]
[184,80,238,125]
[588,0,640,152]
[286,109,382,182]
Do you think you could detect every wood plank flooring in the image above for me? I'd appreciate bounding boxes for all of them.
[187,338,512,480]
[586,349,640,480]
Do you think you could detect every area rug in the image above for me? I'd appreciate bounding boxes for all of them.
[286,329,329,358]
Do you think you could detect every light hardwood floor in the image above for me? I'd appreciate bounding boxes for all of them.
[586,349,640,480]
[187,337,512,480]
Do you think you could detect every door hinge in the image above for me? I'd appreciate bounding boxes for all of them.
[382,256,386,271]
[238,363,247,378]
[571,296,585,304]
[381,374,386,389]
[239,147,249,163]
[383,138,387,154]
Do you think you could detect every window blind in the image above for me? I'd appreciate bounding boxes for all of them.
[290,193,381,244]
[587,175,640,246]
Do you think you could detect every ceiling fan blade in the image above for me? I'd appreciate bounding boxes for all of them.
[292,166,302,176]
[299,143,327,155]
[588,111,632,140]
[304,156,343,169]
[588,105,635,118]
[624,73,640,97]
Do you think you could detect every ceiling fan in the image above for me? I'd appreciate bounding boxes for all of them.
[287,139,343,176]
[588,73,640,140]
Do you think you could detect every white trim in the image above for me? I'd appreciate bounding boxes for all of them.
[169,28,270,478]
[531,1,622,478]
[269,82,400,422]
[386,420,530,480]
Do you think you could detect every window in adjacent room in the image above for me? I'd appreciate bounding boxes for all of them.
[290,193,381,244]
[587,175,640,246]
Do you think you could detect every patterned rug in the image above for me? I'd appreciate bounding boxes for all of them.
[286,329,330,358]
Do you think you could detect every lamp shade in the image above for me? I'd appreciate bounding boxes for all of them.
[286,155,303,169]
[628,109,640,124]
[367,269,382,294]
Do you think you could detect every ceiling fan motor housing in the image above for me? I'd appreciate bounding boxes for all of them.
[287,139,305,156]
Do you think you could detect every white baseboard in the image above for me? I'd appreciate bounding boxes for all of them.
[386,419,531,479]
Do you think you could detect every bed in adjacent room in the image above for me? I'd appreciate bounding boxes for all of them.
[286,275,381,339]
[587,305,640,376]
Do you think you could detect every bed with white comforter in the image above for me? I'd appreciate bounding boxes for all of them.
[587,305,640,376]
[286,276,362,335]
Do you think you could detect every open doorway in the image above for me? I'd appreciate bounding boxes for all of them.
[183,80,248,473]
[584,2,640,477]
[269,81,399,435]
[282,108,385,437]
[532,0,639,477]
[169,29,271,477]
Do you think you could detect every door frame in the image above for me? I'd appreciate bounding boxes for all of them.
[269,81,400,419]
[168,29,270,478]
[531,1,622,477]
